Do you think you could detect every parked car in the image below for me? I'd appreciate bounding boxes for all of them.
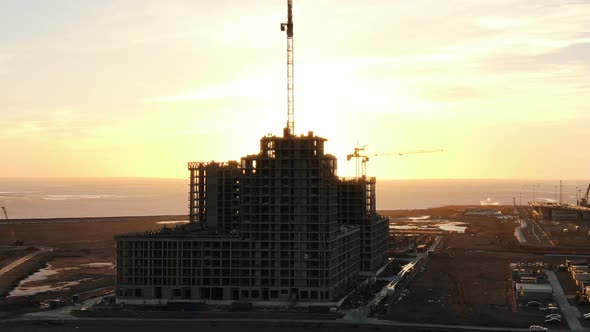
[583,312,590,319]
[529,325,548,332]
[545,317,561,324]
[527,300,542,307]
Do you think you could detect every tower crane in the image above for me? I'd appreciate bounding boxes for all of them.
[280,0,295,136]
[347,146,444,179]
[1,206,8,219]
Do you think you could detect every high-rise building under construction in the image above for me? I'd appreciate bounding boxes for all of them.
[115,1,389,306]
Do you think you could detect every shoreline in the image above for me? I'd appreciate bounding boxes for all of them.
[0,205,513,224]
[0,215,188,225]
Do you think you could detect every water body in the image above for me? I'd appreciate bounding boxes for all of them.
[0,178,588,218]
[0,178,186,218]
[389,218,467,233]
[7,263,83,298]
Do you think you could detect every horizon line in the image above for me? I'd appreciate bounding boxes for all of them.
[0,176,588,182]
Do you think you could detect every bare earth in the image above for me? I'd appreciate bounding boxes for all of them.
[381,205,590,328]
[0,215,186,318]
[1,207,590,328]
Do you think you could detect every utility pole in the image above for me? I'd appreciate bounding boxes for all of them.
[559,180,563,205]
[513,197,516,209]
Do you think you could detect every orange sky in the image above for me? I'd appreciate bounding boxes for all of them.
[1,1,589,180]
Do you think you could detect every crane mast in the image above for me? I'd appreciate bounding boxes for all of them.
[281,0,295,135]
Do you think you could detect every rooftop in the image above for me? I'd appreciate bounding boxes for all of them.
[515,283,553,293]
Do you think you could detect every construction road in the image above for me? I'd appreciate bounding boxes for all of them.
[515,206,553,246]
[0,248,46,277]
[546,270,586,331]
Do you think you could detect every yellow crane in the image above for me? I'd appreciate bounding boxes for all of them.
[347,146,444,178]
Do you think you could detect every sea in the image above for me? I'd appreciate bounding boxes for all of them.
[0,178,588,219]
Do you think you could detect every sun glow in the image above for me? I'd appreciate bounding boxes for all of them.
[1,1,589,179]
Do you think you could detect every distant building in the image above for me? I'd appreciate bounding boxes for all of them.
[115,131,389,305]
[531,203,590,221]
[515,283,553,301]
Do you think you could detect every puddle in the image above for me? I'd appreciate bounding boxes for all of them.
[80,262,114,268]
[465,208,502,217]
[156,220,189,225]
[435,222,467,233]
[11,263,66,283]
[389,219,467,233]
[389,215,431,221]
[8,279,91,298]
[7,263,87,298]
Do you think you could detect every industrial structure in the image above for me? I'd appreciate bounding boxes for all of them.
[531,183,590,221]
[579,184,590,207]
[531,202,590,221]
[115,0,389,306]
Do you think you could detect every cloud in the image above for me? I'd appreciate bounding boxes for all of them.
[0,107,97,139]
[474,16,528,30]
[421,86,486,102]
[0,51,13,74]
[142,81,258,103]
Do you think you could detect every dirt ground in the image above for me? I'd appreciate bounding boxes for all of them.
[380,205,588,328]
[1,207,590,326]
[0,215,186,318]
[385,250,560,327]
[540,218,590,247]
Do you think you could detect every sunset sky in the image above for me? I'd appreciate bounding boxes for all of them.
[1,0,589,180]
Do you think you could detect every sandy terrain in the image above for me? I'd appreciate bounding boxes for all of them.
[380,205,589,328]
[1,207,590,327]
[0,215,187,318]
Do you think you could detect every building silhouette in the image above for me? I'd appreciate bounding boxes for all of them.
[115,0,388,307]
[115,130,389,306]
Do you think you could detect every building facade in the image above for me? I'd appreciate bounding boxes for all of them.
[116,131,388,305]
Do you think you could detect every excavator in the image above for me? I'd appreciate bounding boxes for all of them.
[580,184,590,207]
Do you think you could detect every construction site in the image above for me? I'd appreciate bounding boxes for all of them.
[3,1,590,331]
[114,0,389,306]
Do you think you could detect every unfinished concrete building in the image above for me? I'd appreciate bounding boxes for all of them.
[115,130,388,305]
[115,0,389,306]
[338,177,389,275]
